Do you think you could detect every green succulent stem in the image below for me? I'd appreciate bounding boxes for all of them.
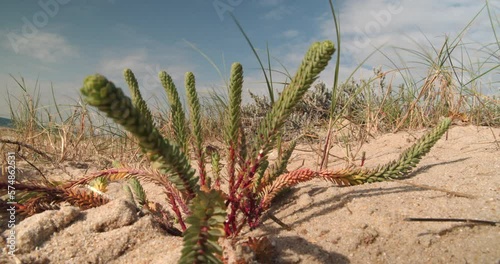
[259,117,453,209]
[344,117,453,184]
[225,63,244,200]
[211,151,222,189]
[180,190,226,264]
[124,69,154,125]
[80,74,199,198]
[250,40,335,177]
[185,72,207,187]
[255,140,297,191]
[160,71,189,154]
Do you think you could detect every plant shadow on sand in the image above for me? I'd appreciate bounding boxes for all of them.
[273,235,351,263]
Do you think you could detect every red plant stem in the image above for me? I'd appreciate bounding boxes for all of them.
[226,174,249,235]
[214,177,221,190]
[227,180,265,236]
[245,196,257,228]
[226,135,272,236]
[225,198,239,236]
[170,188,191,215]
[225,144,240,235]
[225,197,254,237]
[226,149,269,235]
[231,167,246,194]
[226,184,257,236]
[167,193,186,231]
[250,152,264,176]
[227,146,237,197]
[232,155,259,195]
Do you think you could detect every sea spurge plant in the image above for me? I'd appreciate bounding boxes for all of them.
[76,41,336,243]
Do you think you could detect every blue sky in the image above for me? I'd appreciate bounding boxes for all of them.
[1,0,499,118]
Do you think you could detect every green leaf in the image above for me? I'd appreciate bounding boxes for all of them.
[179,190,226,264]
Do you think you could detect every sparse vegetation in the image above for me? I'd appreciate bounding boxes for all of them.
[0,1,498,263]
[1,40,453,263]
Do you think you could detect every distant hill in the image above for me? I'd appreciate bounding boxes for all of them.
[0,117,13,127]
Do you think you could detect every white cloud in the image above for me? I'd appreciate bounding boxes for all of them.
[257,0,499,94]
[97,49,197,100]
[262,5,293,20]
[312,0,500,88]
[3,31,79,62]
[98,49,151,75]
[321,0,495,57]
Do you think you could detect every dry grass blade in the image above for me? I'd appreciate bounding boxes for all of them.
[405,217,499,226]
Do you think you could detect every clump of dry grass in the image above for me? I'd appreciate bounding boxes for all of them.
[0,76,153,182]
